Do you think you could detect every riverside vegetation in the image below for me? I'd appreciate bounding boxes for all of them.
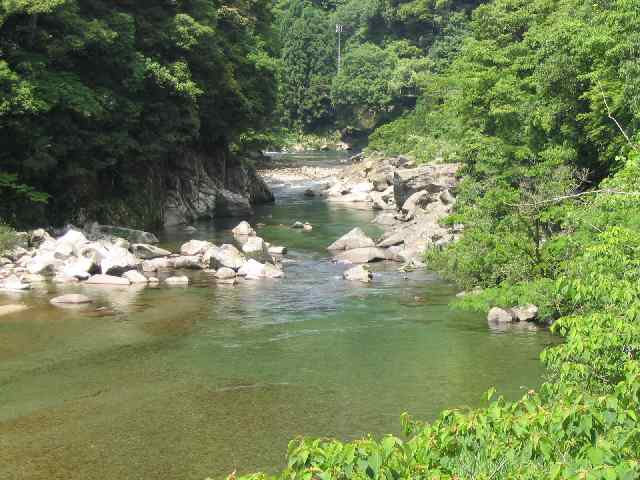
[237,0,640,479]
[2,0,640,479]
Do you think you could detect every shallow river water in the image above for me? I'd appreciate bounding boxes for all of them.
[0,153,554,479]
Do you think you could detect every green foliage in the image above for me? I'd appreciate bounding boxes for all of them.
[0,223,17,253]
[0,0,278,227]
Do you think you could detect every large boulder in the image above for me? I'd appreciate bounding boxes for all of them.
[343,265,373,283]
[86,274,131,286]
[401,190,430,220]
[487,307,517,323]
[27,253,57,275]
[241,236,269,260]
[263,263,284,279]
[328,228,375,251]
[170,256,204,270]
[393,164,459,208]
[511,304,539,322]
[180,240,213,257]
[131,244,171,260]
[56,229,89,252]
[232,221,256,236]
[61,257,94,280]
[88,223,159,244]
[142,257,171,272]
[237,259,267,279]
[334,247,389,264]
[100,245,140,276]
[123,270,149,284]
[204,244,246,271]
[215,267,237,280]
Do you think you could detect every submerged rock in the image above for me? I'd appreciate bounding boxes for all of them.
[165,276,190,285]
[50,294,93,305]
[0,304,29,316]
[86,274,131,286]
[343,265,373,283]
[487,307,516,323]
[511,304,539,322]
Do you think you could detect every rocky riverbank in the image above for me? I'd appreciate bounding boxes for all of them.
[260,152,462,266]
[0,220,292,297]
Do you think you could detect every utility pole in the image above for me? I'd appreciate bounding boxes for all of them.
[336,24,343,73]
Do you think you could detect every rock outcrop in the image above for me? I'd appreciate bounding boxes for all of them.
[163,151,274,227]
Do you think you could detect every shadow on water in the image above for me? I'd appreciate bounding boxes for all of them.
[0,153,557,479]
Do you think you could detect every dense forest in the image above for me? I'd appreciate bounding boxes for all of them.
[0,0,278,228]
[3,0,640,478]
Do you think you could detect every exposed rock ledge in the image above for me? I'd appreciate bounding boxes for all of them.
[313,154,462,265]
[164,151,274,227]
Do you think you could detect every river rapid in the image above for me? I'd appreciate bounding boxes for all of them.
[0,153,554,479]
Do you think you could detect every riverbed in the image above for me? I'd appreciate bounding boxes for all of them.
[0,153,554,479]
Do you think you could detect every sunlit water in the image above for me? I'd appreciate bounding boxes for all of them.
[0,153,555,479]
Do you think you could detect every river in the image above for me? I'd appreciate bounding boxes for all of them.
[0,153,554,479]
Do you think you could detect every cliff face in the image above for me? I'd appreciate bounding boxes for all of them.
[163,149,274,227]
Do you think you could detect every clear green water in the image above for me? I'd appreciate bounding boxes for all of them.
[0,154,554,479]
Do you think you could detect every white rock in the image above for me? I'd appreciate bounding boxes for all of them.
[142,258,171,272]
[100,245,140,276]
[86,274,131,286]
[62,257,94,280]
[242,236,266,254]
[511,304,539,322]
[148,277,160,284]
[343,265,373,283]
[232,221,256,236]
[263,263,284,279]
[238,259,266,279]
[170,256,204,269]
[180,240,212,256]
[50,294,93,305]
[27,254,56,275]
[328,228,376,251]
[165,276,189,285]
[57,229,88,250]
[268,246,287,255]
[334,247,389,264]
[215,267,237,280]
[1,275,31,291]
[204,245,246,271]
[303,223,313,232]
[487,307,516,323]
[123,270,149,284]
